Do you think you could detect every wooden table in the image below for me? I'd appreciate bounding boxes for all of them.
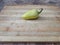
[0,5,60,42]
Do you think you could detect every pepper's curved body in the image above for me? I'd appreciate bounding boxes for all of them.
[22,8,43,20]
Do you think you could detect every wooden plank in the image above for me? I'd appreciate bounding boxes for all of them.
[0,36,59,42]
[0,5,60,41]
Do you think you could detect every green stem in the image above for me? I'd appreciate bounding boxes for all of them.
[38,8,43,14]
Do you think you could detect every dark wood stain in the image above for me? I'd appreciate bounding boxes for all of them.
[0,42,59,45]
[6,27,10,31]
[56,16,60,23]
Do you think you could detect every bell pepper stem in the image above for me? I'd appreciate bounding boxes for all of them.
[38,8,43,14]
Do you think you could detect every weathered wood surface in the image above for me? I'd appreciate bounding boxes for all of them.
[0,5,60,42]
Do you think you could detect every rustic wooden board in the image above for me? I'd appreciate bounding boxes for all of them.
[0,5,60,42]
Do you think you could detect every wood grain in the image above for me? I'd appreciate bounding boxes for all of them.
[0,5,60,41]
